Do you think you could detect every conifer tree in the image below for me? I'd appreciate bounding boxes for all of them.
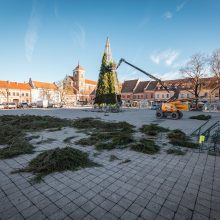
[95,53,118,105]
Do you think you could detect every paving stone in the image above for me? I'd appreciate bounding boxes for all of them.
[74,196,88,206]
[128,203,144,216]
[35,197,51,209]
[81,201,97,213]
[110,204,126,218]
[159,206,175,219]
[26,211,46,220]
[141,209,157,220]
[56,196,71,208]
[147,201,162,213]
[194,203,210,217]
[90,206,106,219]
[70,207,87,220]
[100,212,117,220]
[0,207,20,219]
[100,199,115,211]
[62,202,79,215]
[121,210,138,220]
[118,198,133,209]
[163,200,178,212]
[21,205,39,218]
[42,203,59,217]
[192,212,209,220]
[92,194,106,205]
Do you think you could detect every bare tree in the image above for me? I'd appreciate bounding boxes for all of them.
[210,49,220,100]
[55,79,78,104]
[180,53,207,108]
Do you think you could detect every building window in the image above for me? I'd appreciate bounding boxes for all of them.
[17,92,19,96]
[157,94,160,99]
[151,93,154,98]
[166,94,169,98]
[162,94,164,98]
[127,95,130,99]
[26,93,28,96]
[8,92,11,95]
[22,93,24,96]
[187,93,190,98]
[204,92,208,97]
[133,95,136,99]
[181,94,184,98]
[13,92,15,96]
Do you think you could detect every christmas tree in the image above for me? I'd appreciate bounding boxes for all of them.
[95,38,119,105]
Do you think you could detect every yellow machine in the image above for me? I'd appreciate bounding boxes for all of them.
[117,58,189,119]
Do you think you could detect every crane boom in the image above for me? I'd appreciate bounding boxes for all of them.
[116,58,169,93]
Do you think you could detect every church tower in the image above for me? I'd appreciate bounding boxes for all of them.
[73,62,85,94]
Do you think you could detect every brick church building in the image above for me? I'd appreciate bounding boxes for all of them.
[63,63,96,105]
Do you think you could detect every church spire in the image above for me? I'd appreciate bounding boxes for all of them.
[104,37,113,64]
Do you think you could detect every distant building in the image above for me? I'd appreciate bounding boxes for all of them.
[29,79,60,104]
[121,80,157,106]
[0,80,31,104]
[63,63,96,105]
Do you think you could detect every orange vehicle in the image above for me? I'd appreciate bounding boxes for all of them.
[117,58,189,119]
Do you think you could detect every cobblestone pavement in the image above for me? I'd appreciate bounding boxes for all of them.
[1,147,220,220]
[0,109,220,220]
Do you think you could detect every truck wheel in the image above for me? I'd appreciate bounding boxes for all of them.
[178,111,183,119]
[156,110,164,119]
[171,112,179,120]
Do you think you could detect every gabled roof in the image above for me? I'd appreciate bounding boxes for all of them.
[121,79,139,93]
[146,81,158,91]
[0,80,31,90]
[133,81,149,93]
[32,81,57,90]
[85,79,97,85]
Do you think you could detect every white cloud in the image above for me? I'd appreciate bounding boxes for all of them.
[71,23,86,49]
[150,49,180,66]
[25,1,41,63]
[163,11,173,20]
[155,70,181,80]
[176,1,187,12]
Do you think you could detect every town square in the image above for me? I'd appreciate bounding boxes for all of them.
[0,0,220,220]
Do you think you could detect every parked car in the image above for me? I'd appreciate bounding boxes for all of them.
[4,102,17,109]
[19,102,29,108]
[150,105,161,110]
[0,104,5,109]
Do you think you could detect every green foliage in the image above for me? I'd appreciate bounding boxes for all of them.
[13,147,99,183]
[95,142,115,151]
[190,115,211,120]
[140,124,169,136]
[166,148,186,155]
[109,154,120,161]
[95,53,119,105]
[0,115,74,159]
[75,136,98,146]
[74,118,135,151]
[0,139,34,159]
[130,139,160,154]
[119,159,131,164]
[63,136,77,143]
[168,129,199,148]
[0,115,72,131]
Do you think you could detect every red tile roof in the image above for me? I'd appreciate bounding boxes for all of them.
[0,81,31,90]
[134,81,149,93]
[32,81,57,90]
[121,79,139,93]
[85,79,97,85]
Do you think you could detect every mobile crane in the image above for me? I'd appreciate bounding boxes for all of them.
[116,58,189,119]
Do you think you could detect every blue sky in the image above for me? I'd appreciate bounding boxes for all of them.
[0,0,220,83]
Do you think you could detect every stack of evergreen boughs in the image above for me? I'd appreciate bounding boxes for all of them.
[95,53,119,105]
